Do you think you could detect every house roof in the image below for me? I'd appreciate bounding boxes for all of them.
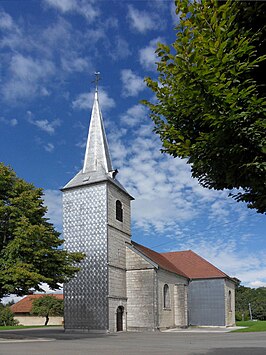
[11,294,63,314]
[131,241,188,278]
[162,250,228,279]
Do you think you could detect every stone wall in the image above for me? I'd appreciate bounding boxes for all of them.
[157,269,188,329]
[174,284,188,327]
[107,182,132,332]
[108,298,127,332]
[107,183,131,236]
[224,279,236,326]
[126,247,156,331]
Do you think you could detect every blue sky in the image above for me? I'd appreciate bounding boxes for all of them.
[1,0,265,291]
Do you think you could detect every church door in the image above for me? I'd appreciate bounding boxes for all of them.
[116,306,124,331]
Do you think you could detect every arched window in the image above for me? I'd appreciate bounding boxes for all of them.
[163,284,170,308]
[228,290,232,312]
[116,200,123,222]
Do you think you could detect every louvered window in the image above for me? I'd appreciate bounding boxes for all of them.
[116,200,123,222]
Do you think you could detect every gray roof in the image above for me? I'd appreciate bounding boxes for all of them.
[62,169,133,198]
[83,90,113,174]
[63,89,133,200]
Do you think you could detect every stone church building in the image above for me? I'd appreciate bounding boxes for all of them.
[62,87,236,332]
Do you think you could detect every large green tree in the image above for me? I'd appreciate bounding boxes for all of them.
[143,0,266,213]
[31,295,64,326]
[0,163,84,299]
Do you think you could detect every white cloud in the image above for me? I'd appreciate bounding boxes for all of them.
[127,5,157,33]
[43,189,62,231]
[108,36,131,61]
[120,104,147,127]
[0,14,97,104]
[44,143,55,152]
[44,0,76,12]
[108,105,264,287]
[10,119,18,126]
[248,280,266,288]
[72,89,115,111]
[11,54,54,81]
[43,0,100,22]
[2,54,55,102]
[0,10,17,31]
[121,69,145,97]
[27,111,61,134]
[170,237,266,288]
[0,117,18,126]
[35,119,60,134]
[139,37,163,71]
[61,56,90,73]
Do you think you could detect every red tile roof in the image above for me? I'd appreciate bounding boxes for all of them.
[132,242,228,280]
[11,294,63,314]
[162,250,228,279]
[132,242,188,278]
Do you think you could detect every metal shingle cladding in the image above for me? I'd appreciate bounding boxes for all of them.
[188,279,225,326]
[63,183,108,331]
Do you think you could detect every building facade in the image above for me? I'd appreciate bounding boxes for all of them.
[62,87,236,332]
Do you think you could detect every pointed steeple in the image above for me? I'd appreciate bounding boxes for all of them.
[82,89,113,175]
[62,75,133,200]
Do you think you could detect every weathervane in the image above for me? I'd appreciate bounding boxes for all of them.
[92,71,101,92]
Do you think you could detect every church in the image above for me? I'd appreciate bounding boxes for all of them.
[62,85,236,333]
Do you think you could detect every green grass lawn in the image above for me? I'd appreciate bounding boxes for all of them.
[233,320,266,332]
[0,325,62,331]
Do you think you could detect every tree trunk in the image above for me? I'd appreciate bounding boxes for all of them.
[45,315,49,326]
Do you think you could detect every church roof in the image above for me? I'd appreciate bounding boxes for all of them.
[132,242,229,280]
[162,250,228,279]
[82,89,113,175]
[131,242,188,278]
[62,84,133,199]
[63,89,113,190]
[11,294,63,314]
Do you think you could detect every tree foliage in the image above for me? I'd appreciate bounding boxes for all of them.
[143,0,266,213]
[31,295,64,326]
[236,285,266,321]
[0,163,85,299]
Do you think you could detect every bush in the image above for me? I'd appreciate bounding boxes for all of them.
[235,310,249,321]
[0,305,18,326]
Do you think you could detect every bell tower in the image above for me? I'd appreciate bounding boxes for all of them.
[62,76,133,332]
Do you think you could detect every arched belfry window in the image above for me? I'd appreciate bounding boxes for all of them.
[116,200,123,222]
[163,284,170,308]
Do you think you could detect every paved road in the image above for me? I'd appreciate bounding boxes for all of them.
[0,327,265,355]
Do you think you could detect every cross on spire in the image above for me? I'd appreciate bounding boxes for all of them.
[93,71,101,92]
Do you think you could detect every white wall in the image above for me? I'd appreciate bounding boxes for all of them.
[14,316,63,326]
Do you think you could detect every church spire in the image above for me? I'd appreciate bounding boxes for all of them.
[63,74,134,195]
[82,73,113,175]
